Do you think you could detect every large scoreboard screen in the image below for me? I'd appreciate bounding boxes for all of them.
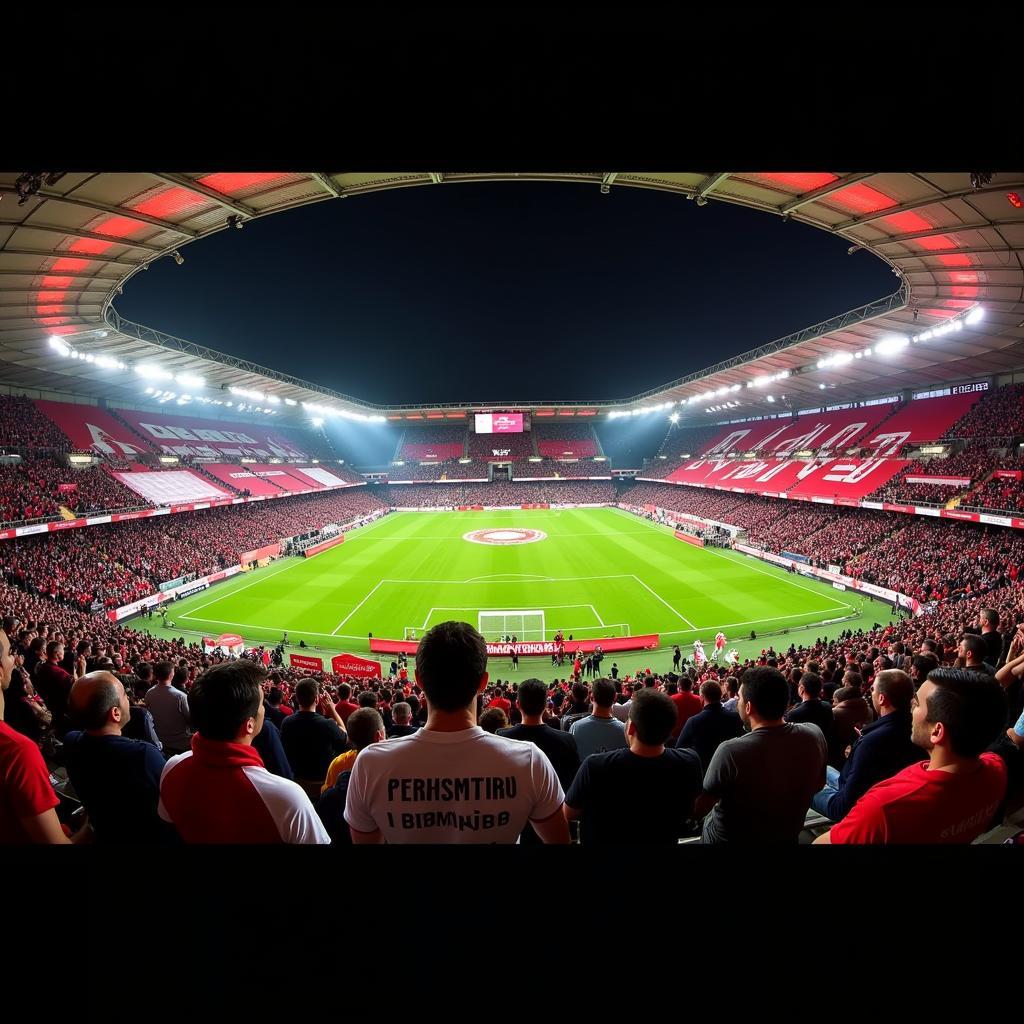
[474,412,525,434]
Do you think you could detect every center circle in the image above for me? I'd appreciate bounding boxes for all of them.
[463,528,547,545]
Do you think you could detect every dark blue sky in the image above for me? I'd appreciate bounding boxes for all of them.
[118,181,896,406]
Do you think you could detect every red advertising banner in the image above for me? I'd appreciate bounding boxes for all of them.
[289,653,325,672]
[457,505,484,511]
[520,503,550,509]
[57,482,78,493]
[371,633,660,657]
[332,653,383,678]
[674,529,704,547]
[303,534,345,558]
[240,541,282,565]
[994,470,1024,480]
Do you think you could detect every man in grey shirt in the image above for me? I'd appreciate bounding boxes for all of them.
[695,666,826,843]
[570,677,628,761]
[144,660,192,756]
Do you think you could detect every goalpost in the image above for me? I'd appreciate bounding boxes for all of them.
[478,609,546,642]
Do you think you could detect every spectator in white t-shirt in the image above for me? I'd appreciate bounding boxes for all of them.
[344,621,569,844]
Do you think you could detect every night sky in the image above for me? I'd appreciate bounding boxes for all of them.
[119,181,896,407]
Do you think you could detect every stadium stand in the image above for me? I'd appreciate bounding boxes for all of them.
[943,382,1024,440]
[466,429,534,460]
[34,400,155,457]
[698,403,899,458]
[0,395,73,452]
[533,422,599,458]
[862,392,985,454]
[395,425,466,462]
[1,488,388,611]
[656,423,724,461]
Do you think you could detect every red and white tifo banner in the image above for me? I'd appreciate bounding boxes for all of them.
[994,470,1024,481]
[370,634,660,657]
[904,475,972,486]
[289,653,325,672]
[332,653,382,678]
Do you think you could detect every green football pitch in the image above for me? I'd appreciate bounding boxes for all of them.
[142,507,867,667]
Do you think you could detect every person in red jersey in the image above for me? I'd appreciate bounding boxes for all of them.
[0,628,77,844]
[158,660,329,844]
[816,668,1007,844]
[668,675,702,741]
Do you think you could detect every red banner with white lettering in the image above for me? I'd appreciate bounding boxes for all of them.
[289,653,325,672]
[332,653,382,678]
[994,470,1024,480]
[370,634,660,657]
[904,475,972,486]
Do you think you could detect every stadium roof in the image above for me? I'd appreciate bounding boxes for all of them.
[1,171,1022,424]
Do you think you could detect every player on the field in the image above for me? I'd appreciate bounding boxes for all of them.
[714,632,727,661]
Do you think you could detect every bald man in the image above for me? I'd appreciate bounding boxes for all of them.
[64,672,177,844]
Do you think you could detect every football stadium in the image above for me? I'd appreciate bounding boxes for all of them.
[1,170,1023,848]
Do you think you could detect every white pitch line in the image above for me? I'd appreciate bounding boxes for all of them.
[178,512,401,620]
[379,574,634,585]
[588,603,606,626]
[610,506,851,612]
[629,574,697,629]
[331,579,387,635]
[180,557,309,618]
[656,606,856,638]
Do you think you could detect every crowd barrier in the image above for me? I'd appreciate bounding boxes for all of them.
[107,565,243,621]
[302,534,345,558]
[674,530,704,547]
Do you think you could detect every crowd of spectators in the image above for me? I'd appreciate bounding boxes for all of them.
[0,461,62,525]
[534,422,599,458]
[384,480,617,506]
[3,576,1020,845]
[389,460,486,482]
[1,488,389,611]
[867,446,998,506]
[395,425,467,462]
[965,473,1024,515]
[945,382,1024,440]
[466,430,534,460]
[656,423,725,460]
[845,520,1024,603]
[0,395,72,452]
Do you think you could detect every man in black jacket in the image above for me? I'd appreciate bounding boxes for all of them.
[809,669,919,821]
[499,678,580,843]
[675,680,744,772]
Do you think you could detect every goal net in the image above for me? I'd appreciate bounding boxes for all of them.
[478,610,546,642]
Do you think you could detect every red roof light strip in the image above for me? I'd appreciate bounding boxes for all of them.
[749,172,839,192]
[826,182,898,215]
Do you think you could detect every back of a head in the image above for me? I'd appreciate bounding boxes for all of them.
[912,653,940,679]
[479,707,509,733]
[571,681,589,704]
[190,661,266,742]
[591,677,615,709]
[834,685,863,704]
[295,678,319,708]
[172,665,189,689]
[136,661,153,683]
[700,680,722,704]
[357,690,378,708]
[515,678,547,717]
[346,707,385,750]
[842,671,863,692]
[874,669,914,712]
[628,688,677,746]
[799,672,823,699]
[392,701,411,724]
[154,660,174,685]
[415,620,487,713]
[268,686,283,706]
[70,671,122,731]
[338,682,351,700]
[924,668,1006,758]
[740,666,789,721]
[981,608,999,629]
